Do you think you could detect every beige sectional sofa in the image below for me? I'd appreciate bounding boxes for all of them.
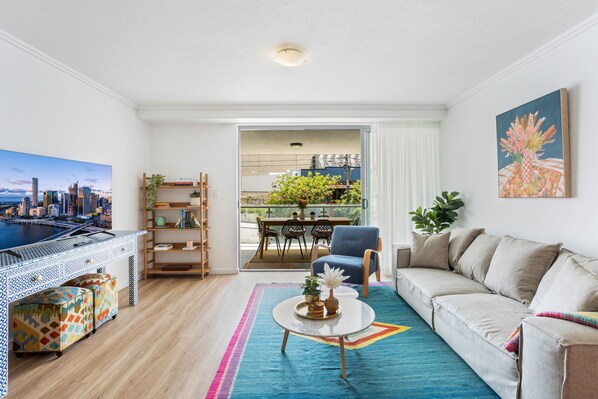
[392,229,598,399]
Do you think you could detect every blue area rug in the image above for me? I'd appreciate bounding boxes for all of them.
[208,283,498,398]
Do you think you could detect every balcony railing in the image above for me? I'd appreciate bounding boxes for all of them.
[240,204,361,223]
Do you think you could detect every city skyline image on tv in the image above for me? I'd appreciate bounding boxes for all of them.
[0,149,112,250]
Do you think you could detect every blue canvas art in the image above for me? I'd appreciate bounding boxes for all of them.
[496,89,570,198]
[0,150,112,250]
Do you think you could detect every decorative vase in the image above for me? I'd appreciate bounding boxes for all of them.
[155,216,167,227]
[299,208,305,220]
[324,289,339,315]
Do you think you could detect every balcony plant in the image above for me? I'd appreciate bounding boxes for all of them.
[409,191,465,234]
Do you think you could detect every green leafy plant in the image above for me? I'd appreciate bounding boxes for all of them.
[409,191,465,234]
[267,172,340,206]
[340,179,361,204]
[299,276,321,296]
[146,174,165,209]
[190,190,201,198]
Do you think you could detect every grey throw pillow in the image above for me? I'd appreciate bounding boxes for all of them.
[534,257,598,313]
[409,232,450,270]
[455,234,501,284]
[484,235,561,304]
[448,227,485,269]
[529,249,573,311]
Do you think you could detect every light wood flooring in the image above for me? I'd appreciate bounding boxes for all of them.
[6,272,307,399]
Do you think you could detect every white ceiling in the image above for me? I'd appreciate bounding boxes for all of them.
[1,1,597,106]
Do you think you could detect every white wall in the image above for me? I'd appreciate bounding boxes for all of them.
[149,124,238,274]
[440,22,598,258]
[0,39,150,287]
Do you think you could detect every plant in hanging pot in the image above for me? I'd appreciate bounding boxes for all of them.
[189,190,201,207]
[409,191,465,234]
[146,174,165,210]
[299,276,321,304]
[317,263,349,315]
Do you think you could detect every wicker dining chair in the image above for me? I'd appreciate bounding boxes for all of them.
[310,219,333,253]
[255,216,281,256]
[281,219,307,260]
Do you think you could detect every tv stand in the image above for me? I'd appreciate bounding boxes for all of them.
[0,230,146,397]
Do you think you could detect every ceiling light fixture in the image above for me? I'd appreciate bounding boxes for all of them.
[290,142,303,148]
[275,48,307,67]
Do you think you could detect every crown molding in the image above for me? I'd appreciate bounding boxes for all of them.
[0,28,137,109]
[136,103,447,123]
[448,12,598,109]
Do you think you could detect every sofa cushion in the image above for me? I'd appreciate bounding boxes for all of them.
[484,235,561,305]
[534,257,598,313]
[409,232,450,270]
[433,293,534,358]
[530,249,573,311]
[572,253,598,275]
[448,227,484,269]
[455,234,501,284]
[395,268,491,309]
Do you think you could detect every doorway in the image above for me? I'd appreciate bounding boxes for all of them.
[238,126,370,271]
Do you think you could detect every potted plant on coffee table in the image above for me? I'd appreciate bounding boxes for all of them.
[300,276,321,304]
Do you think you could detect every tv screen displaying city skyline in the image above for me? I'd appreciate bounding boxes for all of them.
[0,149,112,250]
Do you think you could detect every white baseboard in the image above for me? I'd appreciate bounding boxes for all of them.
[210,268,239,275]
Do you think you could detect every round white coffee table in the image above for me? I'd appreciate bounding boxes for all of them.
[272,296,375,379]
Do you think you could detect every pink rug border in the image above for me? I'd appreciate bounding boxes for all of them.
[205,281,391,398]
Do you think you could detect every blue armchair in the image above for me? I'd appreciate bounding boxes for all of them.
[310,226,382,297]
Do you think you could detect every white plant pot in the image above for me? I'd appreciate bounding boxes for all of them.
[190,198,201,206]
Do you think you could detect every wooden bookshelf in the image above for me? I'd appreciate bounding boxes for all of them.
[142,173,210,279]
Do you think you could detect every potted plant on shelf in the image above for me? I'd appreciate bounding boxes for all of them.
[189,190,201,207]
[300,276,321,304]
[146,174,165,209]
[292,211,298,220]
[310,211,316,220]
[409,191,465,234]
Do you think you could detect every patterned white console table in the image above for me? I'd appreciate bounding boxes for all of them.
[0,230,146,397]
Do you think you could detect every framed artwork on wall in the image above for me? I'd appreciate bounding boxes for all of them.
[496,88,570,198]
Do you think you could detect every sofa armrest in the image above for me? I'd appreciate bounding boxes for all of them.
[391,245,411,287]
[520,316,598,399]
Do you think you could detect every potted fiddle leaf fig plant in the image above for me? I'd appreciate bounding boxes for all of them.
[409,191,465,234]
[189,190,201,206]
[299,276,321,304]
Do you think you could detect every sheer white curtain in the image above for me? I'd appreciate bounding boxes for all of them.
[370,121,440,276]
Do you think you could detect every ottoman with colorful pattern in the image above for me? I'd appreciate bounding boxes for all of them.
[13,286,93,357]
[64,273,118,331]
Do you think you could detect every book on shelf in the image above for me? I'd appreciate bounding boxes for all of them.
[182,246,197,251]
[154,243,173,251]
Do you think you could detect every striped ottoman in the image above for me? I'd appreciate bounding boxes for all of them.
[13,286,93,357]
[64,273,118,331]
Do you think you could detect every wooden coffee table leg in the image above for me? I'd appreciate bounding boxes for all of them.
[339,336,346,379]
[281,329,290,352]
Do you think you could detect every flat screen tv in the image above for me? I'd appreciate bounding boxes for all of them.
[0,149,112,251]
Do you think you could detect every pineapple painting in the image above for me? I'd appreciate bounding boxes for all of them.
[496,89,570,198]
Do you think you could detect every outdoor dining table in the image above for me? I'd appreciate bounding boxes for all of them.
[257,217,352,258]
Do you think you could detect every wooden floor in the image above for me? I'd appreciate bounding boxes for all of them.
[6,272,307,399]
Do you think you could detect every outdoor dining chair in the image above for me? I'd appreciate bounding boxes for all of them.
[310,219,333,253]
[255,216,281,256]
[281,219,307,260]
